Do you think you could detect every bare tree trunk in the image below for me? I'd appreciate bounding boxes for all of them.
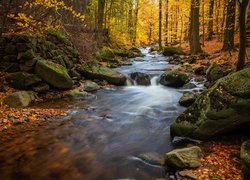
[97,0,105,46]
[165,0,169,46]
[222,0,236,51]
[236,0,250,71]
[189,0,203,54]
[133,0,140,45]
[202,0,205,46]
[207,0,215,40]
[159,0,163,49]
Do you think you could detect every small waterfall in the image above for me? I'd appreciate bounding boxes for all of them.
[150,76,159,86]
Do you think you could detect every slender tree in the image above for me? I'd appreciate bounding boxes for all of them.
[222,0,236,51]
[165,0,169,46]
[97,0,106,46]
[207,0,215,40]
[236,0,250,71]
[159,0,163,49]
[189,0,203,54]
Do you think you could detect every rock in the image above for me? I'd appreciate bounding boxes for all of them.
[194,66,206,75]
[183,83,197,89]
[7,72,42,89]
[130,72,151,86]
[138,152,165,166]
[179,92,197,107]
[206,63,232,82]
[3,55,17,62]
[78,62,126,85]
[20,56,41,72]
[128,47,143,57]
[179,170,198,180]
[3,91,37,107]
[35,59,73,89]
[66,89,89,100]
[32,83,50,93]
[168,55,182,65]
[241,140,250,179]
[5,44,17,54]
[171,67,250,139]
[162,47,185,56]
[165,146,202,169]
[19,49,36,60]
[159,70,189,87]
[83,81,100,92]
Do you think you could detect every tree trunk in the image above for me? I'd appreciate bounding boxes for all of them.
[97,0,105,46]
[133,0,140,45]
[222,0,236,51]
[207,0,215,40]
[189,0,203,54]
[159,0,163,49]
[165,0,169,46]
[236,0,250,71]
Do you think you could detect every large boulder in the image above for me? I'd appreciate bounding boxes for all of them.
[78,62,126,85]
[3,91,37,107]
[35,59,73,89]
[165,146,202,169]
[6,72,42,89]
[206,63,232,82]
[159,70,189,87]
[162,47,185,56]
[130,72,151,86]
[241,140,250,179]
[171,67,250,139]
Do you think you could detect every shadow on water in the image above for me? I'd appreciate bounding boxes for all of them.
[0,48,198,179]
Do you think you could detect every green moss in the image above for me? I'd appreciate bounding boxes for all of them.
[47,28,69,44]
[21,49,36,60]
[170,121,197,137]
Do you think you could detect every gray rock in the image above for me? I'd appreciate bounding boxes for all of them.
[162,47,185,56]
[179,92,197,107]
[159,70,189,87]
[130,72,151,86]
[35,59,73,89]
[4,91,37,107]
[83,81,100,92]
[165,146,202,169]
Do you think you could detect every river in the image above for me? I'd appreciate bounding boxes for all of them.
[0,48,205,180]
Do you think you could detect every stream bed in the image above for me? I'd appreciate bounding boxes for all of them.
[0,48,205,179]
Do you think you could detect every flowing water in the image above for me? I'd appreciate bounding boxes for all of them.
[0,48,204,180]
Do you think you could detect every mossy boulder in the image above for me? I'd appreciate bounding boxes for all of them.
[5,44,17,54]
[7,72,42,89]
[159,70,189,87]
[3,91,37,107]
[130,72,151,86]
[165,146,202,169]
[171,67,250,140]
[241,140,250,179]
[206,63,232,82]
[78,62,126,85]
[35,59,73,89]
[162,47,185,56]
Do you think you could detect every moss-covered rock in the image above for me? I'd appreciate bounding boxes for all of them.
[130,72,151,86]
[78,62,126,85]
[35,59,73,89]
[162,47,185,56]
[206,63,232,82]
[171,67,250,139]
[241,140,250,179]
[165,146,202,169]
[3,91,37,107]
[159,70,189,87]
[7,72,42,89]
[5,44,17,54]
[179,92,197,107]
